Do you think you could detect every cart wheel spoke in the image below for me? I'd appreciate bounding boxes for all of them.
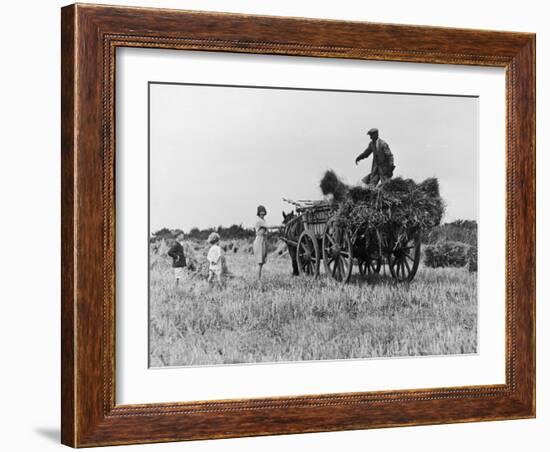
[403,258,411,275]
[297,230,320,278]
[388,235,420,283]
[334,260,340,280]
[323,219,352,283]
[332,261,338,278]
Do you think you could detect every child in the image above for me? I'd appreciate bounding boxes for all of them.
[207,232,224,287]
[254,205,278,282]
[167,231,186,286]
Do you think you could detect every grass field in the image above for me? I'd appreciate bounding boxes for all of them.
[149,242,477,367]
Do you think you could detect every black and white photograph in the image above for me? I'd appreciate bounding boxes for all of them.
[148,82,479,367]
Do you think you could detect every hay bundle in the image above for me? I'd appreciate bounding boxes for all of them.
[320,170,349,202]
[321,171,445,238]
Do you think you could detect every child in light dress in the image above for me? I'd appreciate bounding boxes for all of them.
[207,232,224,286]
[254,205,278,282]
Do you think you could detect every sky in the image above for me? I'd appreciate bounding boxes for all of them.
[149,83,478,232]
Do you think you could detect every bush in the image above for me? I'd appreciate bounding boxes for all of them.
[467,245,478,272]
[424,220,477,247]
[424,241,471,268]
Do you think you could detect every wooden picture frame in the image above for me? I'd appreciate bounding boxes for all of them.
[61,3,535,447]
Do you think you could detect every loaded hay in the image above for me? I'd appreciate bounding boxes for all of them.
[320,170,445,238]
[320,169,349,202]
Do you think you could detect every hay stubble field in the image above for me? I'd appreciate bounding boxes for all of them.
[149,241,477,367]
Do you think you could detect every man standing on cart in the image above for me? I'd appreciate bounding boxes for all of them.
[355,127,395,186]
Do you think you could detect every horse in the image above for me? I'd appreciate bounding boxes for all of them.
[281,210,303,276]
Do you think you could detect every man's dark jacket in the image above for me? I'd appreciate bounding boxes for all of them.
[168,242,186,268]
[355,138,395,178]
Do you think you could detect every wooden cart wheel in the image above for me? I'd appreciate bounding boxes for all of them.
[388,234,421,282]
[358,256,382,277]
[322,220,353,283]
[296,230,320,277]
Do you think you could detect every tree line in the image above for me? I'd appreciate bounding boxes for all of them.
[150,224,257,242]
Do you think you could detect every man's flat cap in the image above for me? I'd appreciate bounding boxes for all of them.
[367,128,379,135]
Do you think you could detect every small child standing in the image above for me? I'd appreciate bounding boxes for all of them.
[207,232,224,287]
[167,231,186,286]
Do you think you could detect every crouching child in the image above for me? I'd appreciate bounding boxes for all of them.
[167,231,186,286]
[207,232,224,287]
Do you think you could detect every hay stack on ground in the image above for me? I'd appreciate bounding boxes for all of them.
[320,170,445,237]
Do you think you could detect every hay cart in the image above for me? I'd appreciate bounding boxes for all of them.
[281,198,421,283]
